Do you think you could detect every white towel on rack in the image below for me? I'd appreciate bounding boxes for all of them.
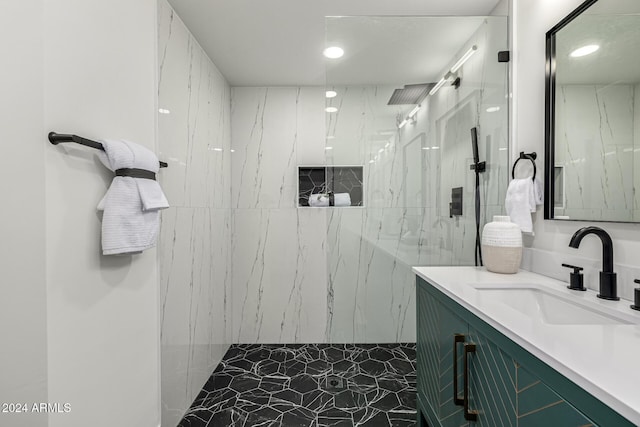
[505,178,537,234]
[96,139,169,255]
[532,178,544,209]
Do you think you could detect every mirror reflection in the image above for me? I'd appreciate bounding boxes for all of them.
[547,0,640,222]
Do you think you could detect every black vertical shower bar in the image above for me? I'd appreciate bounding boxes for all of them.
[470,127,485,267]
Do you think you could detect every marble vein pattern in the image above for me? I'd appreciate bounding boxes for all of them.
[325,208,418,343]
[158,2,232,426]
[232,87,325,209]
[230,17,507,346]
[158,4,231,210]
[322,18,508,344]
[231,87,330,345]
[232,208,328,344]
[555,84,634,221]
[178,343,417,427]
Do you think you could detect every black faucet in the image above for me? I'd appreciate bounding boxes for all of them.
[568,226,619,301]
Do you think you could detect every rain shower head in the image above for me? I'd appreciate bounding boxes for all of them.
[387,83,434,105]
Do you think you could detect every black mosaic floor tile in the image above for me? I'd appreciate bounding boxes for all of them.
[178,343,417,427]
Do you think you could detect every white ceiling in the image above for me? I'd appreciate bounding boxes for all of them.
[325,16,485,86]
[167,0,504,86]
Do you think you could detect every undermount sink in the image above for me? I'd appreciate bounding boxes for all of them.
[472,284,635,325]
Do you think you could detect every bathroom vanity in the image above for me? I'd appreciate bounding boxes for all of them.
[414,267,640,426]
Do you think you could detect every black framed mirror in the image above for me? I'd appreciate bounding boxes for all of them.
[545,0,640,222]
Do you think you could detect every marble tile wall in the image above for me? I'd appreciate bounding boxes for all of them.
[555,84,634,222]
[325,207,423,343]
[323,85,421,343]
[158,2,232,426]
[325,17,508,342]
[231,87,327,344]
[423,17,509,266]
[230,17,508,346]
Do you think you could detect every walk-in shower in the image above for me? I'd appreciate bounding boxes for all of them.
[169,13,509,427]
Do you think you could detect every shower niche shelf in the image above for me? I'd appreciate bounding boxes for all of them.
[298,166,364,208]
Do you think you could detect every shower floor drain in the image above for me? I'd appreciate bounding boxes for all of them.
[324,375,345,391]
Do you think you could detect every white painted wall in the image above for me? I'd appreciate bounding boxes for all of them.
[0,1,48,426]
[514,0,640,292]
[5,1,163,426]
[43,0,160,424]
[2,1,162,426]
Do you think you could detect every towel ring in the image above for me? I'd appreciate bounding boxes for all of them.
[512,152,537,180]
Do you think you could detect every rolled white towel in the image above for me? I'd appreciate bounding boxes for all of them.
[309,193,329,207]
[334,193,351,207]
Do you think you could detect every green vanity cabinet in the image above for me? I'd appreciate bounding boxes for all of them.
[417,283,516,427]
[438,305,468,426]
[417,286,472,426]
[466,325,517,427]
[417,276,633,427]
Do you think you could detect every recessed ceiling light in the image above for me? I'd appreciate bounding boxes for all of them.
[158,108,171,114]
[326,90,337,98]
[570,44,599,58]
[431,146,440,150]
[323,46,344,59]
[325,107,338,113]
[325,146,333,150]
[422,147,430,150]
[486,106,500,113]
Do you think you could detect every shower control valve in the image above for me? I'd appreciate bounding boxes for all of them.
[469,161,486,173]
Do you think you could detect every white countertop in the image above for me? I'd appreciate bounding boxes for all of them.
[412,266,640,425]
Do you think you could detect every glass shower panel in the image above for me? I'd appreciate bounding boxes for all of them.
[323,16,509,343]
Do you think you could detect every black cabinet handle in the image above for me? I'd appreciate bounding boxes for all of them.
[463,343,479,421]
[453,334,465,406]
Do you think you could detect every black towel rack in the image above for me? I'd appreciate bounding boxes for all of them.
[512,151,536,180]
[48,132,168,168]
